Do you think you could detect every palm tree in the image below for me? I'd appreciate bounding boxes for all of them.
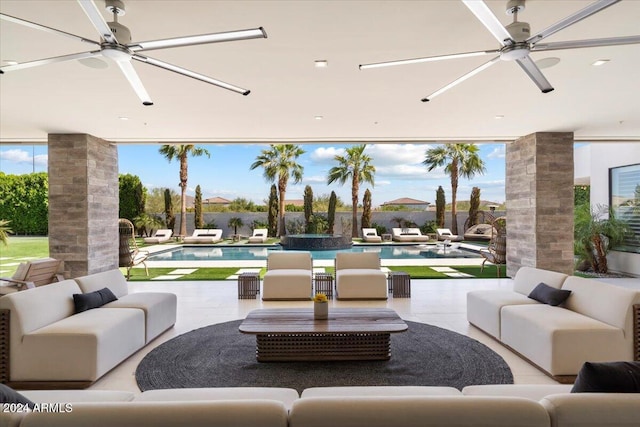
[423,144,485,235]
[159,145,210,237]
[327,144,376,238]
[250,144,305,236]
[0,220,12,246]
[228,217,244,237]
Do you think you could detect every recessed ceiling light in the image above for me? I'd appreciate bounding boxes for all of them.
[314,60,328,68]
[495,115,504,119]
[591,59,610,66]
[3,60,18,66]
[118,116,129,121]
[314,116,323,120]
[536,57,561,69]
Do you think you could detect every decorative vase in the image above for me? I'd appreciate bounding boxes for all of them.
[314,301,328,320]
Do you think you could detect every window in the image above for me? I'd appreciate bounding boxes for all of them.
[609,163,640,253]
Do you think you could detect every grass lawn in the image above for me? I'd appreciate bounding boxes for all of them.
[0,236,49,275]
[2,236,507,280]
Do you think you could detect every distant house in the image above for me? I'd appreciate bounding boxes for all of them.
[203,197,231,207]
[382,197,430,210]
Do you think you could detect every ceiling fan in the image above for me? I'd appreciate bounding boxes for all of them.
[359,0,640,102]
[0,0,267,105]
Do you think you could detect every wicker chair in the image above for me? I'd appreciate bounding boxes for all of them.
[479,216,507,277]
[119,218,149,280]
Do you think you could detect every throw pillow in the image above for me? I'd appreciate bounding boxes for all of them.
[0,383,35,409]
[571,361,640,393]
[528,282,572,306]
[73,287,118,313]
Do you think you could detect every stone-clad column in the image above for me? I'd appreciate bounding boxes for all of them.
[48,134,118,278]
[506,132,574,276]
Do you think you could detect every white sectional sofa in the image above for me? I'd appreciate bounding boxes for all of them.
[0,269,176,388]
[3,385,639,427]
[467,267,640,380]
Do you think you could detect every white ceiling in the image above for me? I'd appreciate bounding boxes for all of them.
[1,0,639,144]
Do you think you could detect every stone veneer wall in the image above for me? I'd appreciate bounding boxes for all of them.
[48,134,119,278]
[506,132,575,276]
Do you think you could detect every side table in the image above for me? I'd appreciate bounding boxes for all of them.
[314,272,334,299]
[387,271,411,298]
[238,272,260,299]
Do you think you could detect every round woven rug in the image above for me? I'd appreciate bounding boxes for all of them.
[136,320,513,393]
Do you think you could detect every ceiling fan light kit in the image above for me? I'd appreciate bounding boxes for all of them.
[361,0,640,102]
[0,0,267,105]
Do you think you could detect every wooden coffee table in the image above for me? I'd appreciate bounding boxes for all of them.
[239,308,408,362]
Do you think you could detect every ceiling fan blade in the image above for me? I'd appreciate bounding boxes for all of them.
[531,35,640,52]
[77,0,118,44]
[0,51,102,73]
[133,54,250,96]
[359,49,500,70]
[462,0,512,46]
[421,56,500,102]
[128,28,267,52]
[516,55,554,93]
[526,0,620,44]
[115,60,154,106]
[0,13,100,46]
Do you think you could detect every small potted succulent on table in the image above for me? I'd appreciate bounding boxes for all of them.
[313,292,329,320]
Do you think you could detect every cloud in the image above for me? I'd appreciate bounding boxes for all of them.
[487,146,506,159]
[0,149,48,166]
[303,175,328,184]
[309,147,345,163]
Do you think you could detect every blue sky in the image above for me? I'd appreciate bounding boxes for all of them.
[0,143,506,207]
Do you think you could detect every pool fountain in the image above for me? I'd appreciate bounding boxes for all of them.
[280,234,352,251]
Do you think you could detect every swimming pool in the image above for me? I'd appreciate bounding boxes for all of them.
[148,244,481,262]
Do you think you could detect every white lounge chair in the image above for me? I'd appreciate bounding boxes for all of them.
[262,251,313,300]
[362,228,382,243]
[183,229,223,244]
[248,228,268,244]
[335,252,387,300]
[391,228,430,242]
[143,229,173,244]
[436,228,463,242]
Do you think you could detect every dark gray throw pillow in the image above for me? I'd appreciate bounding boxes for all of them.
[528,282,571,306]
[571,361,640,393]
[73,287,118,313]
[0,383,35,409]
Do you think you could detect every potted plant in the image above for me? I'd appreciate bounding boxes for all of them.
[313,293,329,319]
[574,204,631,274]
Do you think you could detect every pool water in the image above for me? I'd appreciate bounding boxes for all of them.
[148,244,481,261]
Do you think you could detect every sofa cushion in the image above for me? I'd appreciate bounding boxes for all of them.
[136,387,299,410]
[541,393,640,427]
[501,304,628,376]
[18,400,289,427]
[104,292,177,343]
[466,290,539,339]
[17,308,145,381]
[528,282,571,306]
[0,383,35,408]
[462,384,573,401]
[73,287,117,313]
[512,267,568,296]
[289,396,549,427]
[301,386,462,398]
[571,361,640,393]
[561,276,640,332]
[75,269,129,298]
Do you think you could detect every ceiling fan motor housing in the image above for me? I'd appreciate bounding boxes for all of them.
[108,21,131,45]
[506,21,530,42]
